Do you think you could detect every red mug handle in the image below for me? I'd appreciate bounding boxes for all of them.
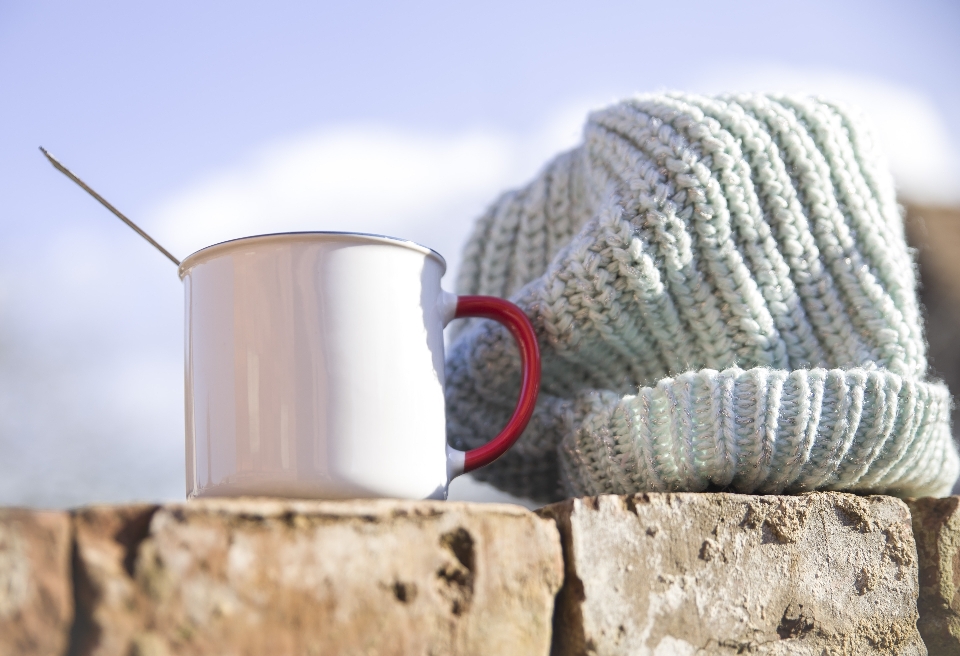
[445,294,541,477]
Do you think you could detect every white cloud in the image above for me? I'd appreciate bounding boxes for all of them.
[152,126,514,278]
[149,106,598,280]
[0,225,184,508]
[693,64,960,205]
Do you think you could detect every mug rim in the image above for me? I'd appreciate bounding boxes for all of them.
[178,231,447,280]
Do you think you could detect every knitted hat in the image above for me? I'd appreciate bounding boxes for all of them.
[445,93,958,502]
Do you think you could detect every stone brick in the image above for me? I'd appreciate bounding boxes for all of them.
[539,492,924,655]
[0,508,73,656]
[906,496,960,654]
[71,498,563,656]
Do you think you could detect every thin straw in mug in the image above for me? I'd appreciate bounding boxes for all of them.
[39,147,181,266]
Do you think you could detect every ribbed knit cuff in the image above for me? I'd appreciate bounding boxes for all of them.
[558,366,957,499]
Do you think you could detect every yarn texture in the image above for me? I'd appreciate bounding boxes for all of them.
[445,93,959,501]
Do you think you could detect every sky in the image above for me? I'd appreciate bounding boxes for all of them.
[1,0,959,508]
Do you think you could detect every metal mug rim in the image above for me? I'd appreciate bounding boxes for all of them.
[178,231,447,279]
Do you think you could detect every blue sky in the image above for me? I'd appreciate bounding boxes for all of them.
[1,0,958,507]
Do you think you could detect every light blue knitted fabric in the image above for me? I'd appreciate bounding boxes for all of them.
[445,93,958,502]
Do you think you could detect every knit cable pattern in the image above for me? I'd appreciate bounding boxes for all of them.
[445,93,958,501]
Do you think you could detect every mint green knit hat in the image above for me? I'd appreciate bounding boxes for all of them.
[445,93,958,501]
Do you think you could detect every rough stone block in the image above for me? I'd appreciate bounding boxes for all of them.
[906,496,960,654]
[0,508,73,656]
[71,498,563,656]
[539,492,923,655]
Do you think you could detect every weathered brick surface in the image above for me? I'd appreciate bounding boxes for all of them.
[3,494,952,654]
[907,496,960,655]
[0,508,73,656]
[539,492,924,655]
[71,498,563,656]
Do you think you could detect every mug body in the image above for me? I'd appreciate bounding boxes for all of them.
[180,233,451,500]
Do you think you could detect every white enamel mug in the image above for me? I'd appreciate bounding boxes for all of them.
[179,232,540,500]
